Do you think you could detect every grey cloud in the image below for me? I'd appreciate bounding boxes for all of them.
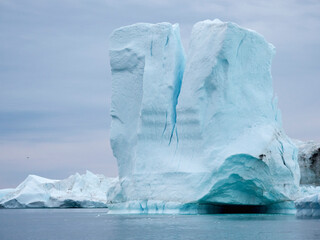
[0,0,319,187]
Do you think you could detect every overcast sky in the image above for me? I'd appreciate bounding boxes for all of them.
[1,0,320,188]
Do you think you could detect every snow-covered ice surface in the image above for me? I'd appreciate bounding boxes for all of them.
[0,189,15,200]
[108,19,301,213]
[0,171,117,208]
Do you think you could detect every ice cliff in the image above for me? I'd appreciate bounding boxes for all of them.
[0,171,116,208]
[108,19,301,213]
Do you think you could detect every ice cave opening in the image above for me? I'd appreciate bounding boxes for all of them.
[197,203,269,214]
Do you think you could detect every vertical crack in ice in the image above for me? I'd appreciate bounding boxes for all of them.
[236,34,245,58]
[278,139,287,167]
[165,36,169,46]
[169,52,184,145]
[162,111,168,136]
[175,127,179,145]
[275,133,291,172]
[168,25,185,145]
[150,40,153,56]
[276,133,296,180]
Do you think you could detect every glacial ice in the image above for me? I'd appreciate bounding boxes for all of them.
[296,193,320,218]
[294,141,320,218]
[295,140,320,185]
[0,189,15,200]
[108,19,301,213]
[0,171,116,208]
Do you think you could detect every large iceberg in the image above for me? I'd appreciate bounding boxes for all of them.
[0,171,116,208]
[108,19,301,213]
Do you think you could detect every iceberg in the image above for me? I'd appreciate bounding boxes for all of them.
[295,140,320,185]
[296,193,320,218]
[0,171,117,208]
[108,19,301,213]
[294,141,320,218]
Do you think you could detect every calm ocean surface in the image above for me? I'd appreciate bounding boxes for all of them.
[0,209,319,240]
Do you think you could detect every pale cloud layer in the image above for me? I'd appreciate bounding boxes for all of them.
[0,0,319,187]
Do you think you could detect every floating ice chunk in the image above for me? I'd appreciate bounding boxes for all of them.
[296,193,320,218]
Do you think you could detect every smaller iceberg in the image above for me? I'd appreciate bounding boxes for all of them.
[0,171,117,208]
[295,193,320,219]
[294,140,320,218]
[295,140,320,185]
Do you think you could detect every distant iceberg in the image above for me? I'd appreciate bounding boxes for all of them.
[108,19,301,213]
[295,140,320,185]
[0,171,117,208]
[295,141,320,218]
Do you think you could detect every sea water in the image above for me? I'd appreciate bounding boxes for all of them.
[0,209,319,240]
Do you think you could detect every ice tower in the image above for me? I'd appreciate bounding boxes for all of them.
[108,20,300,213]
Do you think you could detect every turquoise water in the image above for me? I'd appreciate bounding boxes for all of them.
[0,209,319,240]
